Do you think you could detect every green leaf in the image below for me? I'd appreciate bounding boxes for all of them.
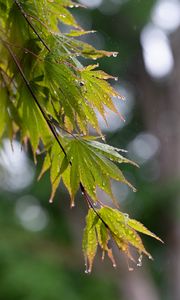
[82,209,98,273]
[49,141,65,202]
[18,86,49,154]
[95,220,117,267]
[85,139,138,167]
[53,33,119,60]
[127,219,163,243]
[80,65,124,122]
[0,88,9,138]
[69,142,80,199]
[99,207,153,259]
[45,137,135,204]
[82,206,162,271]
[38,152,51,180]
[59,156,69,174]
[54,6,80,28]
[0,86,20,140]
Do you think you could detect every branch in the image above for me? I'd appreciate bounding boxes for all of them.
[4,5,112,231]
[2,41,118,241]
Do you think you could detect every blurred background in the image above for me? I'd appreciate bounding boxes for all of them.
[1,0,180,299]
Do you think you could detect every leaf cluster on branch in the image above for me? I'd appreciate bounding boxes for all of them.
[0,0,162,273]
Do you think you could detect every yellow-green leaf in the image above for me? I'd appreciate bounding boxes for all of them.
[82,209,98,273]
[127,219,163,243]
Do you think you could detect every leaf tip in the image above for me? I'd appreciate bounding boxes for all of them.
[49,197,54,204]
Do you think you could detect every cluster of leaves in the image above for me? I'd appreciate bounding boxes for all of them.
[0,0,162,272]
[83,208,163,273]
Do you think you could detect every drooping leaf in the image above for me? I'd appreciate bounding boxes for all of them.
[82,206,162,272]
[18,86,50,155]
[95,220,116,267]
[82,209,98,273]
[99,207,153,259]
[127,219,163,243]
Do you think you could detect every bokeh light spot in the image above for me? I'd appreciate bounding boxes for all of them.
[78,0,103,9]
[15,195,49,232]
[152,0,180,33]
[141,24,174,79]
[128,132,160,165]
[0,140,34,192]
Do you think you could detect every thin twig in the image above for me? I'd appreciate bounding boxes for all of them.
[2,39,42,60]
[14,0,50,51]
[80,183,110,229]
[27,13,49,30]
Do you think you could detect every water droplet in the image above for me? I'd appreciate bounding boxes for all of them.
[114,77,118,81]
[100,136,105,142]
[113,263,117,268]
[124,214,129,225]
[49,198,53,203]
[137,254,143,267]
[116,148,127,153]
[128,267,134,272]
[112,52,118,57]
